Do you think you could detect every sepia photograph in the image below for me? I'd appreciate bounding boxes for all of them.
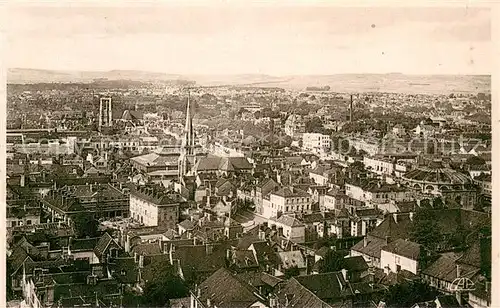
[3,2,494,308]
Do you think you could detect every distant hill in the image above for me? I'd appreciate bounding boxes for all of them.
[7,68,490,94]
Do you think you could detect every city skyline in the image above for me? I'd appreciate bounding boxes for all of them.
[6,5,491,76]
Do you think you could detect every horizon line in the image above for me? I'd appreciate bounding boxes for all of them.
[8,67,492,77]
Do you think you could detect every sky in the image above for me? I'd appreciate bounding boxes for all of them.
[5,4,492,75]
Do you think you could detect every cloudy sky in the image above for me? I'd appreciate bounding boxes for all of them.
[6,4,491,75]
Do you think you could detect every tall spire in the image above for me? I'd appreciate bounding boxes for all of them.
[179,89,196,181]
[183,90,195,155]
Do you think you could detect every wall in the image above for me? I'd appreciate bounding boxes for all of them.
[130,194,159,226]
[380,250,418,274]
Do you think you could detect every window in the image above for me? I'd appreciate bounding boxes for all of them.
[26,220,32,225]
[11,221,16,227]
[395,256,401,264]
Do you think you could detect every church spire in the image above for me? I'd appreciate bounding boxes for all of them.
[179,89,196,181]
[183,90,195,155]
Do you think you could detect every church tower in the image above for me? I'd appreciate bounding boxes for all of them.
[178,90,196,181]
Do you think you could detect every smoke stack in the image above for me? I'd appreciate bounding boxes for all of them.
[350,95,353,122]
[341,268,348,282]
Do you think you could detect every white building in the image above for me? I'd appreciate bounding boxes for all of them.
[129,185,180,230]
[345,181,410,204]
[262,187,312,219]
[380,238,421,275]
[302,133,331,154]
[284,115,305,138]
[269,214,306,243]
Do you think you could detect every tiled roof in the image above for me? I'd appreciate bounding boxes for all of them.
[130,185,181,206]
[131,242,162,256]
[382,239,421,260]
[178,219,196,230]
[270,215,304,228]
[250,241,280,266]
[272,186,310,198]
[292,272,353,304]
[172,243,228,283]
[235,271,283,288]
[351,235,387,259]
[70,237,99,252]
[276,277,335,308]
[197,267,263,308]
[342,256,369,272]
[93,232,119,259]
[232,250,259,268]
[130,152,179,167]
[370,213,413,241]
[422,255,479,283]
[196,156,253,172]
[403,163,471,185]
[278,251,306,269]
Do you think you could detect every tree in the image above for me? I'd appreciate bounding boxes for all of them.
[72,212,99,238]
[409,208,442,252]
[383,280,439,307]
[141,259,189,307]
[319,250,345,273]
[284,266,301,279]
[305,117,324,133]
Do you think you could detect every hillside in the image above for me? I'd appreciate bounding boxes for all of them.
[7,68,490,95]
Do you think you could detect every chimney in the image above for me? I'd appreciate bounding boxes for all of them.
[392,213,398,223]
[341,268,348,282]
[278,227,283,237]
[206,243,213,255]
[409,212,414,221]
[124,235,130,252]
[20,175,25,187]
[456,264,461,278]
[385,236,390,245]
[258,230,266,241]
[226,249,231,261]
[363,237,368,247]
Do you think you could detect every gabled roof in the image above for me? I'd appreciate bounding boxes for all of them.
[275,277,335,308]
[172,243,228,282]
[370,213,413,241]
[382,239,421,260]
[342,256,369,272]
[8,246,33,275]
[197,267,264,308]
[270,215,304,228]
[232,250,259,268]
[70,237,99,252]
[178,219,196,230]
[93,232,119,259]
[196,156,253,172]
[294,272,353,301]
[278,250,306,269]
[421,255,479,283]
[351,235,387,259]
[131,242,163,256]
[272,186,310,198]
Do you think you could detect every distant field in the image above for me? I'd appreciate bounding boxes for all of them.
[8,68,490,95]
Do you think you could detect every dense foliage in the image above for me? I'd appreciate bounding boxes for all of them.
[72,212,100,238]
[318,250,346,273]
[383,280,439,307]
